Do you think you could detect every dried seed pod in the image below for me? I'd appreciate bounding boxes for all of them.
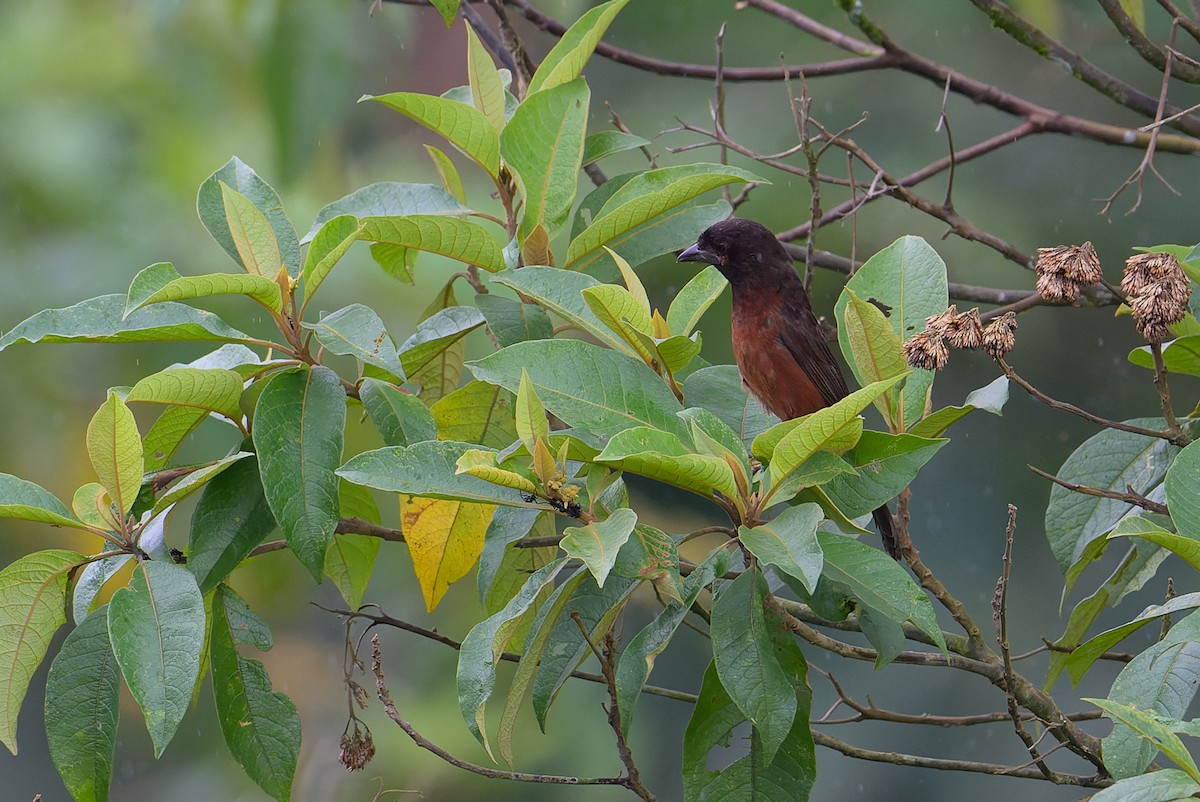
[902,330,949,370]
[1123,252,1191,342]
[944,307,984,350]
[981,312,1018,360]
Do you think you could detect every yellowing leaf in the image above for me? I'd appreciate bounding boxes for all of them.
[220,182,282,277]
[86,391,144,518]
[456,450,538,495]
[400,495,494,611]
[515,369,550,453]
[604,246,651,318]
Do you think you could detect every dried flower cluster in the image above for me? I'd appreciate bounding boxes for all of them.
[1034,242,1102,303]
[902,305,1017,370]
[339,723,376,771]
[1122,252,1191,342]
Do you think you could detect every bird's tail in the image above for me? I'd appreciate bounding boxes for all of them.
[873,505,900,560]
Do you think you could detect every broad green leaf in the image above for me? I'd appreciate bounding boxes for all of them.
[220,182,283,277]
[0,549,82,755]
[401,495,495,611]
[1088,771,1200,802]
[364,93,501,179]
[907,375,1009,438]
[211,587,299,801]
[527,0,631,95]
[1130,335,1200,377]
[582,283,656,364]
[399,306,486,379]
[468,339,688,446]
[466,24,506,132]
[197,157,300,277]
[614,547,734,736]
[560,508,637,587]
[127,367,245,422]
[474,292,553,347]
[582,131,650,167]
[1068,593,1200,682]
[516,369,550,453]
[595,427,738,499]
[0,474,90,531]
[124,262,283,316]
[253,366,345,581]
[683,365,778,448]
[1103,611,1200,779]
[359,215,505,272]
[682,658,815,802]
[581,199,733,279]
[456,450,538,494]
[1086,698,1200,781]
[45,605,120,802]
[301,214,362,303]
[359,377,437,446]
[1046,418,1177,576]
[108,560,205,757]
[425,145,466,204]
[188,455,277,594]
[150,452,254,518]
[303,182,469,243]
[739,504,823,593]
[429,0,457,25]
[0,294,249,351]
[86,391,143,518]
[711,570,795,763]
[493,266,638,355]
[681,406,752,481]
[1110,516,1200,572]
[431,380,517,448]
[73,549,132,625]
[835,236,948,429]
[302,304,404,379]
[324,533,379,610]
[839,289,907,427]
[502,78,589,240]
[479,507,551,605]
[457,559,568,757]
[339,441,544,508]
[565,165,766,270]
[667,265,727,337]
[1167,439,1200,539]
[821,431,948,518]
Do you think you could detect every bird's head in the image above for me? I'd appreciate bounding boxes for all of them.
[676,217,793,284]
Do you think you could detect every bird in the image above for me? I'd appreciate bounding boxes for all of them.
[677,217,899,559]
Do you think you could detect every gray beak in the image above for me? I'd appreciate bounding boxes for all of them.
[677,242,720,265]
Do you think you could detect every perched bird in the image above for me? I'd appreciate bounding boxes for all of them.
[678,217,899,558]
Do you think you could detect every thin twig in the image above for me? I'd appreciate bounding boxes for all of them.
[1027,465,1170,516]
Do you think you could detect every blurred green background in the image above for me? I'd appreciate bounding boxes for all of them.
[3,1,1199,799]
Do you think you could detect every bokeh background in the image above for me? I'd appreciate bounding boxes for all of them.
[3,1,1199,800]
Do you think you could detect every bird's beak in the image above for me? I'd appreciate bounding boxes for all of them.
[677,242,720,265]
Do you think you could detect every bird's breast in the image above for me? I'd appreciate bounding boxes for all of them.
[731,299,829,420]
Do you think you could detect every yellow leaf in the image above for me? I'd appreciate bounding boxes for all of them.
[400,495,494,612]
[603,245,650,317]
[533,437,557,485]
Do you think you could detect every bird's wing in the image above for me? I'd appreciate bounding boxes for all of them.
[776,303,849,406]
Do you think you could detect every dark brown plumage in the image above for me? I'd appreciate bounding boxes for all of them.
[678,217,900,559]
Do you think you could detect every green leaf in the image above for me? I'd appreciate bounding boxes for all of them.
[466,24,506,132]
[0,549,81,755]
[821,431,948,518]
[683,365,779,449]
[364,93,501,179]
[582,131,650,167]
[124,262,283,316]
[493,266,639,356]
[339,441,544,508]
[211,587,300,801]
[739,505,823,593]
[431,380,518,448]
[127,367,246,422]
[301,214,363,304]
[425,146,467,205]
[565,164,766,270]
[150,452,254,518]
[0,474,90,531]
[907,375,1009,438]
[1167,439,1200,539]
[398,306,486,378]
[711,570,796,763]
[582,199,734,279]
[502,78,589,240]
[359,378,437,446]
[73,551,132,624]
[325,531,380,610]
[527,0,631,95]
[1109,516,1200,572]
[683,658,815,802]
[667,265,727,337]
[45,606,120,802]
[220,181,283,277]
[303,182,468,243]
[456,559,567,757]
[1068,593,1200,682]
[1086,698,1200,782]
[468,339,688,446]
[359,215,505,272]
[614,546,734,736]
[1088,771,1200,802]
[108,560,205,757]
[86,391,143,518]
[0,294,250,351]
[188,455,277,594]
[429,0,457,25]
[582,283,655,363]
[1130,335,1200,377]
[1046,419,1177,577]
[594,427,738,499]
[838,289,907,427]
[252,366,346,582]
[560,508,637,587]
[475,292,553,347]
[197,157,300,277]
[834,236,948,430]
[302,304,404,379]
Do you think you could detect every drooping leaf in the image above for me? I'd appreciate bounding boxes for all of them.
[1068,594,1200,682]
[124,262,283,316]
[493,266,638,356]
[475,292,553,347]
[821,431,948,518]
[683,365,778,448]
[739,504,823,593]
[560,508,637,587]
[399,306,486,384]
[364,93,501,179]
[303,183,469,243]
[401,495,494,612]
[73,550,132,624]
[907,375,1009,438]
[1086,699,1200,781]
[425,145,467,205]
[359,378,437,446]
[0,474,90,531]
[197,157,300,277]
[1129,334,1200,377]
[301,214,363,303]
[582,131,651,167]
[358,215,505,272]
[302,304,404,379]
[127,367,246,422]
[594,427,738,499]
[187,453,277,593]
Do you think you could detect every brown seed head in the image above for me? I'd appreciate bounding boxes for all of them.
[1035,244,1101,303]
[1122,252,1191,342]
[943,307,984,350]
[981,312,1018,360]
[903,330,949,371]
[924,305,958,338]
[339,726,376,772]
